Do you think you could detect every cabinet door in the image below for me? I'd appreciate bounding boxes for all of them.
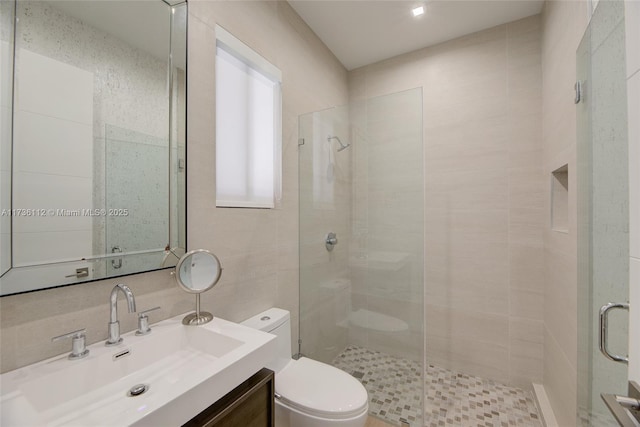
[183,368,274,427]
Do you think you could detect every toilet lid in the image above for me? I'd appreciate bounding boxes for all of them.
[276,357,368,419]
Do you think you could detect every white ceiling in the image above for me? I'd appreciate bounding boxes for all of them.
[288,0,544,70]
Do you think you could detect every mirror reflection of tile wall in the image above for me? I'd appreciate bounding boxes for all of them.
[12,1,170,268]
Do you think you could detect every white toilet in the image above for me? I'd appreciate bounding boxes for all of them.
[242,308,369,427]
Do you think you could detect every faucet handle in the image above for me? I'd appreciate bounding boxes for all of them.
[52,328,86,342]
[140,306,161,316]
[136,306,160,336]
[52,328,89,360]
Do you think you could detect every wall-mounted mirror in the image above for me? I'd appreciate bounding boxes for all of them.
[0,0,187,296]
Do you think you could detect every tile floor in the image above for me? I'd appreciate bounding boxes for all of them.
[333,345,543,427]
[333,345,423,425]
[365,416,395,427]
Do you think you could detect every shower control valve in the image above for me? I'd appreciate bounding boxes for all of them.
[325,232,338,252]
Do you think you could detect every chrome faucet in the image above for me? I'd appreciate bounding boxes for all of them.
[105,284,136,346]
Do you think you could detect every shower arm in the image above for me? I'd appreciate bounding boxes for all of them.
[327,135,351,152]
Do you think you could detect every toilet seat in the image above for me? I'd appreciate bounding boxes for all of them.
[276,357,368,420]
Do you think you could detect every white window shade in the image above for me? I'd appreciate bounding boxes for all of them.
[215,27,282,209]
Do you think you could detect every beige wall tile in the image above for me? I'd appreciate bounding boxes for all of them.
[426,304,509,346]
[509,317,544,388]
[544,249,578,367]
[510,288,544,321]
[510,208,544,245]
[426,169,510,211]
[544,326,578,427]
[509,242,544,292]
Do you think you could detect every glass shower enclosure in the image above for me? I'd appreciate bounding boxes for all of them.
[577,0,629,425]
[298,88,424,426]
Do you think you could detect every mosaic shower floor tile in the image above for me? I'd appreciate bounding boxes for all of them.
[332,345,543,427]
[333,345,423,425]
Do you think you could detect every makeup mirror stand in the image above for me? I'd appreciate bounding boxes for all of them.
[182,294,213,326]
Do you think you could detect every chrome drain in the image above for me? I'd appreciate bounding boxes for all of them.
[127,383,149,397]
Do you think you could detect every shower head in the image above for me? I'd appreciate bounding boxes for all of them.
[327,135,351,152]
[337,143,351,152]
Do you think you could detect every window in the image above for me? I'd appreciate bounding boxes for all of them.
[215,26,282,208]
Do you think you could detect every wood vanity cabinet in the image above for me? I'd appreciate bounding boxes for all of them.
[183,368,275,427]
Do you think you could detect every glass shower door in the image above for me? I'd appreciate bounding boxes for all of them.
[298,104,352,364]
[577,1,629,425]
[298,88,424,427]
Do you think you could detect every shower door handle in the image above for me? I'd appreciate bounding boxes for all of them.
[599,302,629,364]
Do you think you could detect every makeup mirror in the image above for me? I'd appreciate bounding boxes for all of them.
[174,249,222,325]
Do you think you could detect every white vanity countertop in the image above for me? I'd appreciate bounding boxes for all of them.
[0,315,277,426]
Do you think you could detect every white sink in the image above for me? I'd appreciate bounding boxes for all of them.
[0,315,277,426]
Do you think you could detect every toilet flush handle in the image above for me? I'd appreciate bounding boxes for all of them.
[274,392,282,400]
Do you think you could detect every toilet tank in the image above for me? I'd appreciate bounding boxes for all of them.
[241,308,292,372]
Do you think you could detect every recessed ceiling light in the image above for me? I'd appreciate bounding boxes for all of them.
[412,5,425,17]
